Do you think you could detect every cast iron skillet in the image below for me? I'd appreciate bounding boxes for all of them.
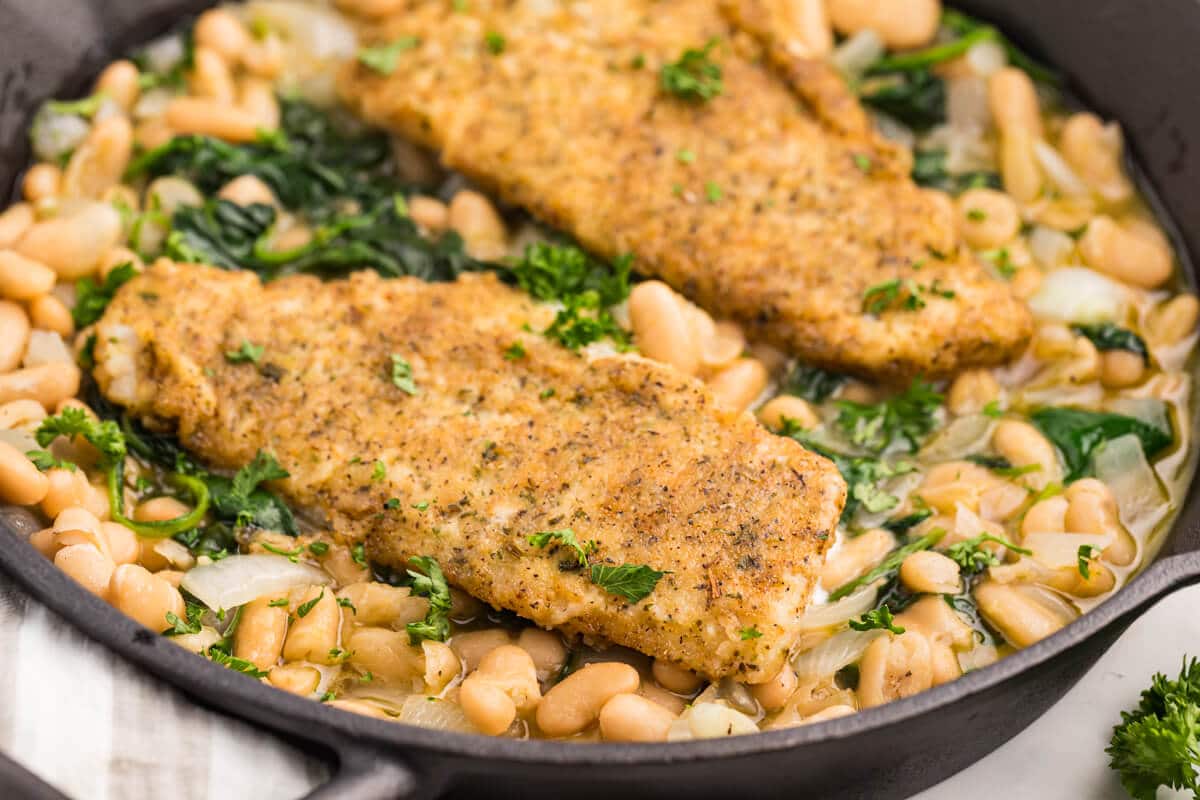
[2,1,1199,797]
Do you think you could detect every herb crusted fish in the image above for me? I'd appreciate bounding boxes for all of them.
[93,261,846,682]
[338,0,1033,380]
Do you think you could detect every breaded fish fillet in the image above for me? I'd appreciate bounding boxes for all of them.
[93,262,845,682]
[339,0,1033,380]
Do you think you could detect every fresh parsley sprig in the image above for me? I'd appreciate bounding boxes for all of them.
[1108,658,1200,799]
[660,39,723,102]
[405,556,452,644]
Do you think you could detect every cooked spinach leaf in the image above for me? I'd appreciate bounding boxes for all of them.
[167,197,488,282]
[779,363,847,404]
[127,99,397,220]
[859,68,945,132]
[1030,407,1173,482]
[1072,323,1150,364]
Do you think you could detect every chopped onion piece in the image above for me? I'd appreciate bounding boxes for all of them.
[668,702,759,741]
[919,414,993,463]
[966,40,1007,77]
[1093,433,1169,536]
[181,554,330,612]
[1028,225,1075,268]
[1023,531,1114,569]
[1027,267,1129,324]
[399,695,478,732]
[831,30,884,79]
[798,583,879,631]
[1033,140,1090,197]
[792,629,883,678]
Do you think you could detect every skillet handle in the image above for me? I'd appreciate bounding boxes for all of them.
[299,744,423,800]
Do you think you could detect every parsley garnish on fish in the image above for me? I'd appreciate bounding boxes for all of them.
[527,528,596,567]
[225,340,264,364]
[660,39,723,102]
[589,563,668,604]
[405,556,452,643]
[849,606,905,635]
[484,32,506,54]
[739,626,763,640]
[528,529,666,602]
[503,342,527,360]
[357,36,420,76]
[862,278,956,315]
[73,262,138,327]
[390,355,419,395]
[372,460,387,481]
[704,181,723,202]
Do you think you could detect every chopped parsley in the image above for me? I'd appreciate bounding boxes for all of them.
[982,400,1004,418]
[484,32,506,54]
[945,532,1032,576]
[163,603,205,636]
[358,36,420,76]
[371,460,387,481]
[208,648,269,678]
[384,497,401,510]
[527,528,596,568]
[405,556,452,643]
[296,590,324,618]
[849,606,905,635]
[853,153,873,173]
[308,541,330,556]
[834,379,943,454]
[337,597,356,612]
[739,626,763,640]
[503,342,527,360]
[268,598,289,607]
[862,278,956,315]
[966,207,988,222]
[261,541,303,562]
[704,181,723,203]
[411,500,430,511]
[216,450,290,530]
[881,509,933,534]
[660,39,723,102]
[676,148,696,164]
[589,563,668,604]
[351,542,367,567]
[1078,544,1102,579]
[25,450,76,472]
[72,262,138,327]
[829,529,946,601]
[390,354,418,395]
[225,340,264,364]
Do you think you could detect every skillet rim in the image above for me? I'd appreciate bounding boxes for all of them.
[3,0,1200,782]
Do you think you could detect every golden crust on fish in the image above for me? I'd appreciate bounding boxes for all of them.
[93,262,846,682]
[338,0,1033,379]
